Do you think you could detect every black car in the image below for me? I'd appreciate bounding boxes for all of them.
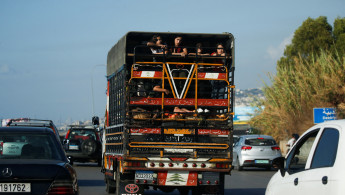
[0,127,79,194]
[63,126,102,166]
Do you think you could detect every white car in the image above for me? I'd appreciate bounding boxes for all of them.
[266,120,345,195]
[233,134,282,171]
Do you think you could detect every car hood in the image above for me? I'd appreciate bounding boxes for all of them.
[0,159,67,180]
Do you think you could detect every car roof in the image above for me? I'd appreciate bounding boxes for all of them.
[239,134,274,139]
[0,126,55,133]
[303,119,345,135]
[7,119,55,127]
[69,125,96,130]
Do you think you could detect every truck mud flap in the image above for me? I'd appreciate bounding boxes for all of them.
[116,182,144,195]
[116,166,144,195]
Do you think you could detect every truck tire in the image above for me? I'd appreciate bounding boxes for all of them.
[105,178,116,194]
[178,187,190,195]
[81,139,97,155]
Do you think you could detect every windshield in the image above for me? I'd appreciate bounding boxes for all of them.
[245,138,277,146]
[0,132,64,160]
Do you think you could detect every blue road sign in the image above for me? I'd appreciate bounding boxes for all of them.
[313,108,337,124]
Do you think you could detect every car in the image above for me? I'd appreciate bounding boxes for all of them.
[266,120,345,195]
[233,134,282,171]
[6,118,61,142]
[62,125,102,166]
[0,126,79,194]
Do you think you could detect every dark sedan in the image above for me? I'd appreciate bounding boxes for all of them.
[0,127,79,194]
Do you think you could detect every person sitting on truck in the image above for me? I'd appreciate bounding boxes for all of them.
[189,43,209,56]
[211,43,226,57]
[147,35,167,54]
[152,80,171,96]
[169,35,188,57]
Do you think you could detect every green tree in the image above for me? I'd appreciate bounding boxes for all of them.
[333,17,345,55]
[278,16,334,69]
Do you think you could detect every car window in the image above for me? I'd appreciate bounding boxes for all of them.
[245,138,276,146]
[310,128,339,169]
[286,129,319,173]
[235,137,242,146]
[69,129,96,140]
[0,132,64,160]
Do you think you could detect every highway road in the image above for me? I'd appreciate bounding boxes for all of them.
[75,162,275,195]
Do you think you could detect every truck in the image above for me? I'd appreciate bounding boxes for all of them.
[101,31,235,195]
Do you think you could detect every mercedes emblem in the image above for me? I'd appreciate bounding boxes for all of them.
[2,168,12,177]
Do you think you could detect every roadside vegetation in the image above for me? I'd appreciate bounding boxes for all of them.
[249,16,345,141]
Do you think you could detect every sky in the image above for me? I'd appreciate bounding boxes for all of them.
[0,0,344,124]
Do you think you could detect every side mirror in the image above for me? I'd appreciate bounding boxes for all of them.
[272,157,286,177]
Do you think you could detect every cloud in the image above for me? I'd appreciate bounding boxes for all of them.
[266,34,293,61]
[0,64,10,74]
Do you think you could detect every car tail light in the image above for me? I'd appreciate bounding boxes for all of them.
[271,146,280,150]
[0,142,3,155]
[241,146,252,151]
[47,184,75,195]
[47,164,77,195]
[257,137,264,139]
[65,130,71,139]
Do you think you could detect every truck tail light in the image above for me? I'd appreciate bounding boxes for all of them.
[126,161,145,167]
[241,146,252,151]
[216,163,229,169]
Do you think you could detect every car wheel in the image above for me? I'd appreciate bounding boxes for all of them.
[81,139,97,155]
[236,157,243,171]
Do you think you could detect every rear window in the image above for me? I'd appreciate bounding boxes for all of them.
[68,129,97,141]
[245,138,276,146]
[0,132,64,160]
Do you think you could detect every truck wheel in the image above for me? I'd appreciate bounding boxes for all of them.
[178,187,190,195]
[105,178,116,194]
[97,158,102,167]
[217,173,225,195]
[191,187,202,195]
[81,139,97,155]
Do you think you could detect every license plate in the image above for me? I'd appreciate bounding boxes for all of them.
[0,183,31,193]
[255,160,269,164]
[69,145,79,150]
[164,149,193,153]
[135,171,154,180]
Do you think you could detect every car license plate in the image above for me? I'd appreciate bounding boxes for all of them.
[69,145,79,150]
[135,171,154,180]
[0,183,31,193]
[255,160,269,164]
